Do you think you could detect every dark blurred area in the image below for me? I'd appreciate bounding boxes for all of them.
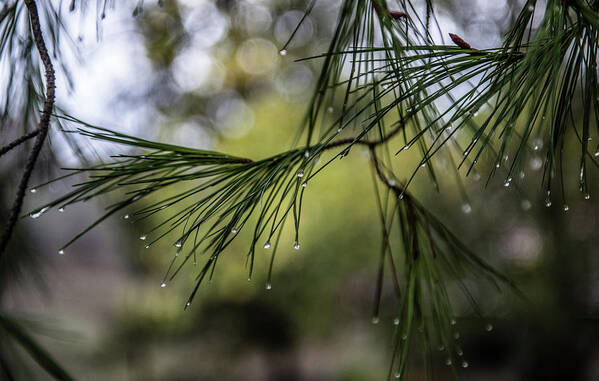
[1,0,598,380]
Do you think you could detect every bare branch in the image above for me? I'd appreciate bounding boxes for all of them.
[0,0,55,256]
[0,130,40,158]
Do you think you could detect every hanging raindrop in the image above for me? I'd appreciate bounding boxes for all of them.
[302,182,307,188]
[279,49,287,56]
[293,241,300,250]
[266,283,272,290]
[461,203,472,214]
[563,205,569,212]
[174,240,182,248]
[160,282,166,288]
[264,242,271,249]
[462,361,469,368]
[485,323,493,331]
[371,317,380,324]
[327,106,334,113]
[393,318,400,325]
[231,228,238,234]
[58,249,65,255]
[30,188,37,193]
[297,169,304,178]
[585,194,591,200]
[446,358,452,366]
[451,319,457,326]
[30,207,48,219]
[454,332,460,339]
[545,198,552,207]
[139,235,147,241]
[58,207,65,213]
[145,245,150,249]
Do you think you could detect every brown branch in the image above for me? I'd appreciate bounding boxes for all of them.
[323,118,406,151]
[0,0,55,256]
[0,130,40,158]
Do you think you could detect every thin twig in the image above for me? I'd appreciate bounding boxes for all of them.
[0,130,40,158]
[323,119,406,151]
[0,0,55,256]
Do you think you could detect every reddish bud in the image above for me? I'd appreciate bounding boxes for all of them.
[449,33,472,50]
[389,11,407,19]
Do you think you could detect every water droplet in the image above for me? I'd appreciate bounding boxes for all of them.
[463,150,469,156]
[263,242,271,249]
[231,228,238,234]
[446,358,453,366]
[457,347,463,356]
[186,302,191,307]
[454,332,460,339]
[393,318,400,325]
[563,205,569,212]
[451,319,457,326]
[495,163,501,168]
[160,282,166,288]
[394,371,401,379]
[438,345,445,351]
[585,194,591,200]
[485,323,493,331]
[302,182,307,188]
[527,4,534,11]
[175,251,180,257]
[297,169,304,178]
[327,106,334,113]
[279,49,287,56]
[594,149,599,157]
[58,207,65,213]
[123,214,130,220]
[519,171,525,179]
[403,145,410,151]
[371,317,380,324]
[401,334,408,340]
[266,283,272,290]
[472,171,481,181]
[462,360,469,368]
[30,207,48,219]
[532,138,543,151]
[145,245,150,249]
[461,203,472,214]
[139,235,147,241]
[304,150,310,158]
[293,241,300,250]
[545,198,552,207]
[58,249,65,255]
[174,240,182,248]
[337,127,343,133]
[530,157,543,170]
[504,181,511,187]
[420,163,427,168]
[30,188,37,193]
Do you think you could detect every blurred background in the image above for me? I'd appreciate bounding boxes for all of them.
[1,0,599,380]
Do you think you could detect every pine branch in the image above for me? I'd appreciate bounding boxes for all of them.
[0,0,55,257]
[0,130,39,158]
